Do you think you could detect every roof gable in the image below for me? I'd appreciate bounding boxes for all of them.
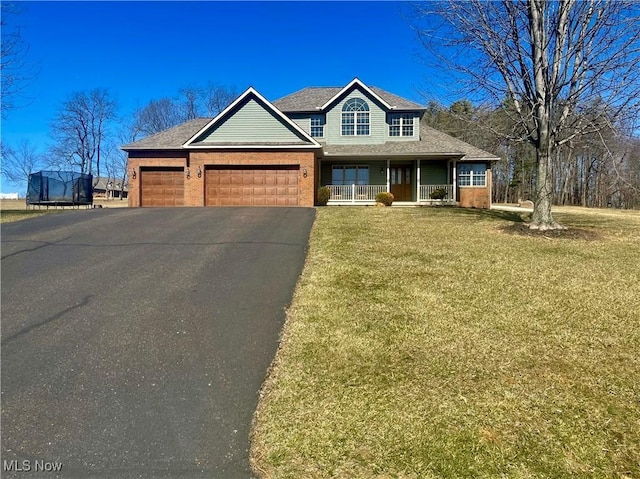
[185,87,320,148]
[320,78,392,111]
[273,79,425,113]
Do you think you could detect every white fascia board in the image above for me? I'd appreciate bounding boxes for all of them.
[183,87,321,148]
[319,77,393,111]
[186,144,321,149]
[460,155,502,162]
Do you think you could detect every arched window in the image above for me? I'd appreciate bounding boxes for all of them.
[341,98,370,136]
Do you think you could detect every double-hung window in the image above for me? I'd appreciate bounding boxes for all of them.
[310,115,324,138]
[458,163,487,187]
[389,114,414,137]
[342,98,369,136]
[331,165,370,185]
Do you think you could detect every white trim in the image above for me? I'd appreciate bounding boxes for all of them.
[183,87,322,148]
[320,77,393,111]
[452,160,457,202]
[386,159,390,192]
[416,159,421,200]
[186,144,320,150]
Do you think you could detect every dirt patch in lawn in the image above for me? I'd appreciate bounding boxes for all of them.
[500,222,603,240]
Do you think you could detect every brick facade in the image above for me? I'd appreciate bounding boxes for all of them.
[128,150,316,207]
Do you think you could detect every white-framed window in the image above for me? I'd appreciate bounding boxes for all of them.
[310,115,324,138]
[331,165,370,185]
[458,163,487,187]
[342,98,369,136]
[389,114,414,137]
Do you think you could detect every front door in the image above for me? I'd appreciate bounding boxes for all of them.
[390,165,413,201]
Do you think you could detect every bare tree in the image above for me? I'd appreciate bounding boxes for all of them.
[415,0,640,229]
[132,84,238,138]
[1,2,37,118]
[179,87,200,121]
[132,98,183,137]
[201,83,237,117]
[50,89,117,177]
[0,139,43,185]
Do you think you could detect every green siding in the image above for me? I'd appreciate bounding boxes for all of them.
[283,89,420,146]
[421,161,448,184]
[287,113,309,134]
[325,88,387,145]
[199,98,305,143]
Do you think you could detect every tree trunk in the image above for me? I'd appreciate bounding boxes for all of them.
[530,141,565,230]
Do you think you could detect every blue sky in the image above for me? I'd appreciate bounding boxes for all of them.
[1,1,453,193]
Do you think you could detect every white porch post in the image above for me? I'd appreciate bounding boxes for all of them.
[386,159,390,192]
[416,159,421,201]
[452,160,457,202]
[351,183,355,204]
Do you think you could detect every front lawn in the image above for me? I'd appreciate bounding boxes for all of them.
[251,206,640,478]
[0,209,59,223]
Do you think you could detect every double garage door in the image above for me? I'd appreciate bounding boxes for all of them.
[140,166,299,207]
[206,166,299,206]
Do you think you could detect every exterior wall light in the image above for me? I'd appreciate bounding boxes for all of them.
[131,169,136,180]
[186,167,191,179]
[302,167,308,178]
[197,167,202,178]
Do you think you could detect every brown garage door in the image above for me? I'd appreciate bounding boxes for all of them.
[206,166,299,206]
[140,167,184,207]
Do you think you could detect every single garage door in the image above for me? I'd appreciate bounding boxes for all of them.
[140,167,184,207]
[206,166,299,206]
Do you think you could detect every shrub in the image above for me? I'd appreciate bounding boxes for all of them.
[317,186,331,206]
[429,188,448,200]
[375,191,394,206]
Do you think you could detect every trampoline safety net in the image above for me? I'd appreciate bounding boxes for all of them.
[27,171,94,205]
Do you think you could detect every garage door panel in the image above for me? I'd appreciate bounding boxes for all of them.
[206,166,299,206]
[141,169,184,207]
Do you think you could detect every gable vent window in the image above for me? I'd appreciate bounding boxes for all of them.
[310,115,324,138]
[389,114,414,137]
[342,98,369,136]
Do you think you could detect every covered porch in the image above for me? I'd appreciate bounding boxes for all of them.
[321,159,457,205]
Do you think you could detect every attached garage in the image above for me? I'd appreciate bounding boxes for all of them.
[140,167,184,207]
[205,165,299,206]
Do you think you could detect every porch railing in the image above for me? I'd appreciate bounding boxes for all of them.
[419,184,454,202]
[328,184,387,202]
[326,184,455,203]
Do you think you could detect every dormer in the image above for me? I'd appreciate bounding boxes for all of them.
[273,78,424,146]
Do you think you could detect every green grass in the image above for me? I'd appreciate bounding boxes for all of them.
[251,207,640,479]
[0,209,60,223]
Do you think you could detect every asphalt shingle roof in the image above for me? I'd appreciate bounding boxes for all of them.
[273,86,425,112]
[93,176,128,190]
[122,118,211,150]
[321,124,498,160]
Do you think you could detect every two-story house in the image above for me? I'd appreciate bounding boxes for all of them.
[122,78,499,208]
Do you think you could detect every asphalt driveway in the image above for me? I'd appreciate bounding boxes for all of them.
[1,207,315,478]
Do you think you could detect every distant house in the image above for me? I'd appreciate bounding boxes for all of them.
[0,192,19,200]
[93,177,128,199]
[122,78,499,208]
